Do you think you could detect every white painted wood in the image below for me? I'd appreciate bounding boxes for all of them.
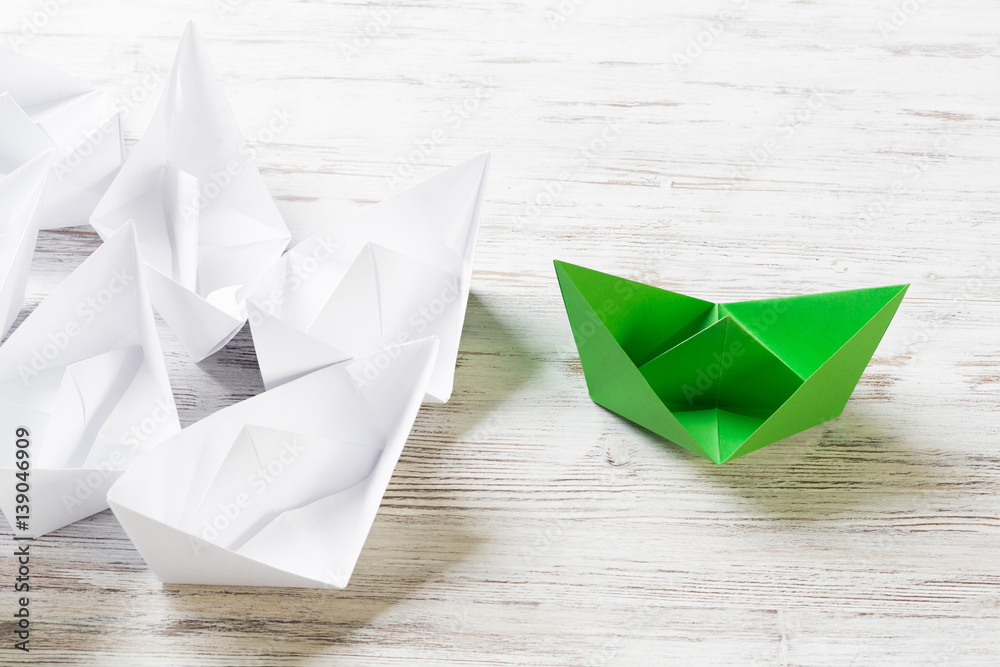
[1,0,998,664]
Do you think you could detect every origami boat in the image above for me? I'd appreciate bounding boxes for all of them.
[107,338,439,588]
[247,153,489,403]
[0,224,179,537]
[91,23,290,361]
[554,260,908,463]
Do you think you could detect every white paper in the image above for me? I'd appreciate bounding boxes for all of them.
[107,336,439,588]
[0,151,52,337]
[91,22,291,362]
[247,153,489,403]
[0,48,124,229]
[0,223,180,537]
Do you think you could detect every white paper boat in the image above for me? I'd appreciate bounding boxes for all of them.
[108,336,439,588]
[91,22,290,361]
[0,223,180,537]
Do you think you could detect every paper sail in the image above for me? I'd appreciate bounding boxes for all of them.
[91,22,290,361]
[247,153,489,403]
[0,151,52,337]
[554,260,908,463]
[0,48,124,229]
[0,224,180,537]
[107,336,439,588]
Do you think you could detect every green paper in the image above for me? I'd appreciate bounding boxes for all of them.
[553,260,908,464]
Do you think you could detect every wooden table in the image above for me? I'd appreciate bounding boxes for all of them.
[3,0,998,664]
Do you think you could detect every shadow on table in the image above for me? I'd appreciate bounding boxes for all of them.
[157,513,482,657]
[156,292,534,657]
[631,399,946,518]
[415,291,540,444]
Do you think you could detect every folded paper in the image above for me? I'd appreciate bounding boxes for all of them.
[0,48,124,229]
[0,151,51,337]
[107,337,439,588]
[0,224,180,537]
[247,153,489,402]
[91,22,290,361]
[554,260,908,463]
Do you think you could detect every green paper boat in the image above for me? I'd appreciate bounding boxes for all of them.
[554,260,908,464]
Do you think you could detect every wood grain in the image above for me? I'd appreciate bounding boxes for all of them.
[1,0,998,664]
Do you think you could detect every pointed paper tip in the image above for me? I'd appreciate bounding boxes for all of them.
[552,259,598,286]
[463,151,491,179]
[552,259,571,284]
[882,283,910,301]
[178,21,203,55]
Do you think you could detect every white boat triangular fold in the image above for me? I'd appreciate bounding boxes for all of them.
[246,301,351,390]
[248,153,489,402]
[0,151,52,336]
[90,22,290,361]
[108,337,439,588]
[35,345,144,469]
[0,47,124,229]
[0,224,180,537]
